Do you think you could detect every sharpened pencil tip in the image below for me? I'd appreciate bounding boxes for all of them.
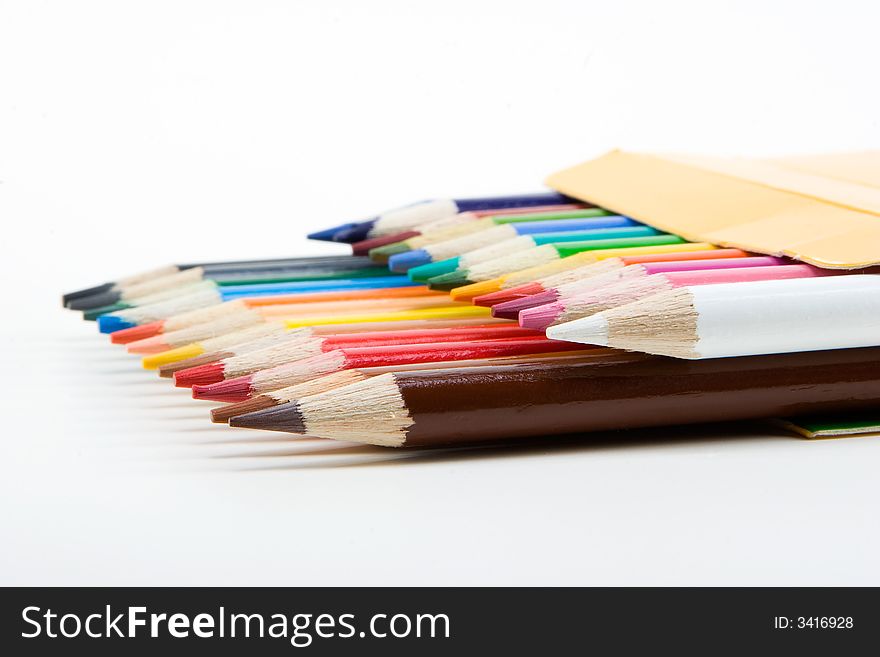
[158,353,228,378]
[489,306,521,320]
[142,343,206,370]
[230,401,306,433]
[427,271,470,291]
[110,320,165,344]
[97,315,137,334]
[174,362,226,388]
[518,302,564,331]
[369,242,411,263]
[545,314,610,346]
[492,290,559,320]
[387,249,433,273]
[451,278,503,302]
[83,302,131,321]
[127,335,172,355]
[352,231,420,257]
[210,395,279,423]
[62,282,115,307]
[331,221,375,244]
[192,375,254,402]
[407,257,460,282]
[307,224,359,242]
[473,283,544,307]
[66,289,123,311]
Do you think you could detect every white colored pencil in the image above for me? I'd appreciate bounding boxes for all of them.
[103,286,226,325]
[546,275,880,359]
[104,280,217,310]
[365,199,462,236]
[497,242,718,289]
[111,266,209,300]
[421,224,529,262]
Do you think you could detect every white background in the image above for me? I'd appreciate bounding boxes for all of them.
[1,0,879,585]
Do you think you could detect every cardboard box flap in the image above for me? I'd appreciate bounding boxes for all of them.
[767,152,880,189]
[545,150,880,269]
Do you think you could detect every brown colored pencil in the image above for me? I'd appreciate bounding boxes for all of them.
[211,349,619,423]
[229,347,880,447]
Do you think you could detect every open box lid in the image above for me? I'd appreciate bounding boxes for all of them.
[545,150,880,269]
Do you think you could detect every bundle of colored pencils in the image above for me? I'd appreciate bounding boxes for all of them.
[65,190,880,449]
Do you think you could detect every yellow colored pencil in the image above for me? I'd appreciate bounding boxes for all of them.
[282,304,491,328]
[141,314,503,370]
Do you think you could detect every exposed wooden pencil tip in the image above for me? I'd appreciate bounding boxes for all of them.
[229,401,306,433]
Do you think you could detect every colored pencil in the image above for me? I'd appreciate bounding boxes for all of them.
[125,296,473,354]
[472,248,750,307]
[351,203,588,255]
[109,286,444,344]
[493,255,787,319]
[449,242,720,301]
[73,265,397,314]
[546,275,880,359]
[138,304,492,367]
[228,347,880,446]
[174,325,543,387]
[427,235,689,291]
[95,276,420,333]
[62,255,369,307]
[520,263,836,329]
[81,280,220,321]
[368,208,612,262]
[77,265,405,315]
[215,370,376,423]
[408,226,664,283]
[155,316,511,376]
[212,349,619,424]
[404,225,659,281]
[191,337,594,402]
[386,213,632,273]
[140,306,493,363]
[65,256,384,310]
[147,322,292,370]
[313,192,575,243]
[215,276,418,300]
[277,304,492,329]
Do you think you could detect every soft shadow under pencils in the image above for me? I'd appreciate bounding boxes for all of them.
[224,421,788,472]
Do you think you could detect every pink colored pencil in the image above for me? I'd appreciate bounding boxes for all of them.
[491,255,790,319]
[519,263,838,330]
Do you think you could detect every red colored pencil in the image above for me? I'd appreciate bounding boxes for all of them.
[191,337,591,402]
[491,255,788,320]
[174,324,541,388]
